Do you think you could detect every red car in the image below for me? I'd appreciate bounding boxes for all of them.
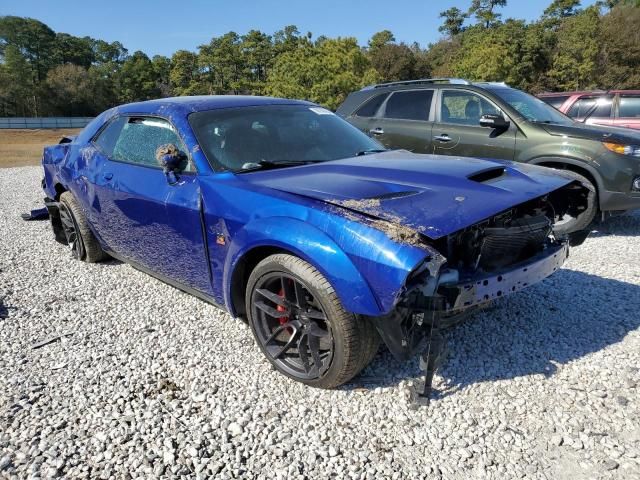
[538,90,640,130]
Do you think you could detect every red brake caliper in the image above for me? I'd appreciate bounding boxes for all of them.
[277,288,289,326]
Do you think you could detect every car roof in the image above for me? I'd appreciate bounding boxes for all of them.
[538,90,640,97]
[117,95,315,116]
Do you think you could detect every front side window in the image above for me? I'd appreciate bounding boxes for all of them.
[188,105,383,172]
[488,87,573,125]
[567,96,613,118]
[440,90,501,126]
[619,95,640,118]
[109,117,193,171]
[383,90,433,121]
[354,94,388,117]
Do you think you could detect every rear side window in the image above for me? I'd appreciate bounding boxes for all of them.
[567,96,613,118]
[94,116,127,156]
[354,94,387,117]
[384,90,433,121]
[541,96,570,110]
[619,95,640,118]
[110,117,193,171]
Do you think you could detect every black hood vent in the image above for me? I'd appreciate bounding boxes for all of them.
[468,167,506,183]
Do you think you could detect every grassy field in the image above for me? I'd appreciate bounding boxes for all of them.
[0,129,82,168]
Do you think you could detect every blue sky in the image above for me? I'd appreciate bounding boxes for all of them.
[2,0,598,57]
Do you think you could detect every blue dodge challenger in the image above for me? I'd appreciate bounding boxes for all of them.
[41,96,590,396]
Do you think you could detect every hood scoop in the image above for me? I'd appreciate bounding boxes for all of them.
[468,167,506,183]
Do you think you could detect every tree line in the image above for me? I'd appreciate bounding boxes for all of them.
[0,0,638,117]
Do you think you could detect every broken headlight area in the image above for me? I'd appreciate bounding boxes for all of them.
[369,190,586,405]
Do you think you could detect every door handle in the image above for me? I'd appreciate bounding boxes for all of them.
[103,172,113,181]
[370,127,384,136]
[434,134,452,142]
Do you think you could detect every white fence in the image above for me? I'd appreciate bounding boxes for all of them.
[0,117,94,129]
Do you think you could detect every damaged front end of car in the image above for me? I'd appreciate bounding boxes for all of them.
[363,179,590,404]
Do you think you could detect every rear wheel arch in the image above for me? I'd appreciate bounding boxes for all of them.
[53,183,67,200]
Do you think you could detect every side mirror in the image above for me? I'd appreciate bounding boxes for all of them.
[479,114,509,130]
[156,143,188,184]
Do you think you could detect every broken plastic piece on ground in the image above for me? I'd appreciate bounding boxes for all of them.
[31,332,74,349]
[403,292,448,406]
[21,207,49,221]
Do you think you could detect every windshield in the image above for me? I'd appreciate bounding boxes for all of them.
[189,104,384,172]
[488,88,574,125]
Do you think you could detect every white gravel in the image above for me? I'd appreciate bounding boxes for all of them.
[1,166,639,479]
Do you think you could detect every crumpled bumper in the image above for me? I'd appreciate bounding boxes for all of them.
[438,242,570,311]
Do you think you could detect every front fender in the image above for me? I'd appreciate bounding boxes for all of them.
[225,217,407,317]
[225,217,381,316]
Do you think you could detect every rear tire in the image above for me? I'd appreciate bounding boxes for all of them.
[246,254,378,389]
[58,192,107,263]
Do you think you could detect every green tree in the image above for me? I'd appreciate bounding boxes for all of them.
[548,6,601,90]
[0,44,36,115]
[198,32,245,94]
[44,63,92,115]
[116,51,160,103]
[597,3,640,88]
[439,7,468,36]
[273,25,305,56]
[468,0,508,27]
[0,16,56,82]
[543,0,582,19]
[420,38,461,78]
[53,33,94,67]
[240,29,274,92]
[170,50,202,96]
[369,42,417,82]
[152,55,171,96]
[266,37,378,110]
[368,30,395,51]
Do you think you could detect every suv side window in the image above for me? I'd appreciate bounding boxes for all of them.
[440,90,501,126]
[354,94,388,117]
[619,95,640,118]
[111,117,194,171]
[383,90,433,121]
[567,96,613,118]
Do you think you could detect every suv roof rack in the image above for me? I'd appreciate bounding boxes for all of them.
[362,78,472,90]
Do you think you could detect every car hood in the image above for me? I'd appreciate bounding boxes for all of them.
[241,151,575,240]
[540,122,640,143]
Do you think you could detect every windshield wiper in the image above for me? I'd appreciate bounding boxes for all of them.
[355,149,388,156]
[238,159,323,172]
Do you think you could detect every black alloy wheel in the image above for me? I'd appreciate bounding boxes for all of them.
[58,200,85,260]
[250,272,334,381]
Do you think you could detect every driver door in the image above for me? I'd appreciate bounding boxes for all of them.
[89,115,212,294]
[433,89,516,160]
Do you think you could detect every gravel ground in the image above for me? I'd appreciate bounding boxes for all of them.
[1,166,639,480]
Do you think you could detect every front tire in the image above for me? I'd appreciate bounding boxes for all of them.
[246,254,379,389]
[552,171,598,235]
[58,192,107,263]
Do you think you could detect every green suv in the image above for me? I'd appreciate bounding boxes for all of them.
[337,78,640,230]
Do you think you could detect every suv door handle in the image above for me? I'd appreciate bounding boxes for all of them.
[370,127,384,136]
[433,133,451,142]
[434,134,451,142]
[103,172,113,181]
